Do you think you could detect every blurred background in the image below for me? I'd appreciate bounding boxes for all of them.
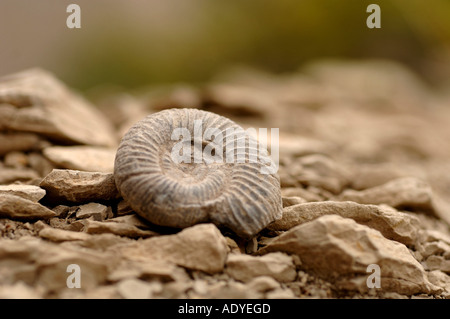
[1,0,450,91]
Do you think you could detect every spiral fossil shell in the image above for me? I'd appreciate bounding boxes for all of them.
[114,108,282,238]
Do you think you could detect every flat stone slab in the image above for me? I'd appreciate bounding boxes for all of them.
[0,194,56,220]
[39,169,119,203]
[0,184,46,202]
[0,68,116,147]
[43,146,115,173]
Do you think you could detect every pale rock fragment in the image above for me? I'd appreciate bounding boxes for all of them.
[108,259,189,282]
[417,241,450,260]
[47,216,84,232]
[0,194,55,220]
[0,133,43,156]
[117,278,161,299]
[4,152,28,168]
[82,219,157,238]
[39,169,119,203]
[225,236,241,254]
[282,196,307,207]
[281,187,323,202]
[295,154,351,194]
[117,223,228,274]
[259,215,439,295]
[268,201,420,246]
[0,68,116,147]
[226,252,297,283]
[337,177,433,211]
[190,279,257,299]
[27,152,55,177]
[159,281,192,299]
[73,233,132,251]
[0,184,46,202]
[418,229,450,245]
[427,270,450,296]
[0,168,39,184]
[348,163,422,190]
[0,282,42,299]
[43,146,115,173]
[75,202,108,221]
[423,256,450,274]
[265,287,297,299]
[337,177,450,224]
[245,276,280,293]
[39,227,91,242]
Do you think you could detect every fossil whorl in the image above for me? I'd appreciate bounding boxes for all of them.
[114,108,282,238]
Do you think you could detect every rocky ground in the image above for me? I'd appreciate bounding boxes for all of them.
[0,61,450,299]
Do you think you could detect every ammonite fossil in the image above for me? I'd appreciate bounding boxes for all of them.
[114,108,282,238]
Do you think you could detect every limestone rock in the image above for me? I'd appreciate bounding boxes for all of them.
[226,252,297,283]
[267,201,420,246]
[188,278,255,299]
[116,279,162,299]
[0,194,55,220]
[295,154,350,194]
[265,287,297,299]
[27,152,55,177]
[281,187,323,202]
[0,168,39,184]
[245,276,280,293]
[83,219,157,238]
[348,163,421,190]
[43,146,115,173]
[337,177,433,212]
[282,196,307,207]
[423,256,450,274]
[419,229,450,245]
[0,133,43,156]
[39,169,119,203]
[0,184,46,202]
[108,259,189,282]
[118,223,228,274]
[4,152,28,168]
[0,68,116,147]
[427,270,450,296]
[417,241,450,260]
[0,282,42,299]
[337,177,450,225]
[39,227,91,242]
[76,203,108,221]
[260,215,439,295]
